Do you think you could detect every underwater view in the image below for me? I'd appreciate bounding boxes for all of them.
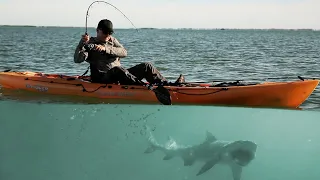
[1,101,320,180]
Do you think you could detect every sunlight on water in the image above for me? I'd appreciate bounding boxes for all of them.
[1,100,320,180]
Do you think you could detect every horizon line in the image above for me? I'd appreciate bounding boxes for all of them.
[0,24,319,31]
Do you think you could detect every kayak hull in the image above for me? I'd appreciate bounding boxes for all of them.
[0,71,319,108]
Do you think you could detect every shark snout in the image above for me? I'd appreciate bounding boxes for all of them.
[232,149,253,166]
[227,140,257,167]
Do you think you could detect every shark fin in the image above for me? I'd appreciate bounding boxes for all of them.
[196,158,219,176]
[163,154,174,160]
[231,164,242,180]
[205,131,217,142]
[183,158,195,166]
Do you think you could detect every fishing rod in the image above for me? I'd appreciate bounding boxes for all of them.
[85,0,139,35]
[82,1,171,105]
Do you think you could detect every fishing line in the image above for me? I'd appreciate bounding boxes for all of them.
[85,0,139,34]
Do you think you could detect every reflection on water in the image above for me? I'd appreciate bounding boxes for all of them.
[0,100,320,180]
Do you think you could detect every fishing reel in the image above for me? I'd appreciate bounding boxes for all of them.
[83,43,95,52]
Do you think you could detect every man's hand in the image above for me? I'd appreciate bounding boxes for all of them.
[81,34,89,43]
[93,45,106,52]
[83,43,111,54]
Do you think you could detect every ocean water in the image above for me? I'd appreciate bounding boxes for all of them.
[0,26,319,109]
[1,101,320,180]
[1,26,320,180]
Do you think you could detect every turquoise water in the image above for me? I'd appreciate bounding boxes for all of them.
[1,26,320,180]
[1,101,320,180]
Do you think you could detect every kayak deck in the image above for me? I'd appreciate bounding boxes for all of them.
[0,71,319,108]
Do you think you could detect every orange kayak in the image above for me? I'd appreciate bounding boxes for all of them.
[0,70,319,108]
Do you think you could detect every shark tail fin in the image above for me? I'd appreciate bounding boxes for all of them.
[165,136,177,148]
[143,125,159,154]
[160,136,177,160]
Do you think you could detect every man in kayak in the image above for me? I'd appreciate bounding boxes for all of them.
[74,19,185,85]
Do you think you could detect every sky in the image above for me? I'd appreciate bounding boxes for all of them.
[0,0,319,29]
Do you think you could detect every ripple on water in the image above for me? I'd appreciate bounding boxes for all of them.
[0,27,319,110]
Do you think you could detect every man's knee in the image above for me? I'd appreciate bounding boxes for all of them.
[111,66,127,73]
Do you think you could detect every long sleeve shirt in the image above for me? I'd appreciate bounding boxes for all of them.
[74,36,127,73]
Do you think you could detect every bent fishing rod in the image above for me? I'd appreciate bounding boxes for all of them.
[82,1,171,105]
[85,0,139,35]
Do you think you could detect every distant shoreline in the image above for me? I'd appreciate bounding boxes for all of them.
[0,25,318,31]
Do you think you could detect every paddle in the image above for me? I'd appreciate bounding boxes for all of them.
[146,84,172,105]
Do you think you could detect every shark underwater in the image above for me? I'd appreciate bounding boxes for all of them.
[143,126,258,180]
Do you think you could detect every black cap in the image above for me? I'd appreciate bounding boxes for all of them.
[97,19,114,34]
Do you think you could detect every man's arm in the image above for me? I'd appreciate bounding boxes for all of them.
[74,39,89,63]
[105,37,128,58]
